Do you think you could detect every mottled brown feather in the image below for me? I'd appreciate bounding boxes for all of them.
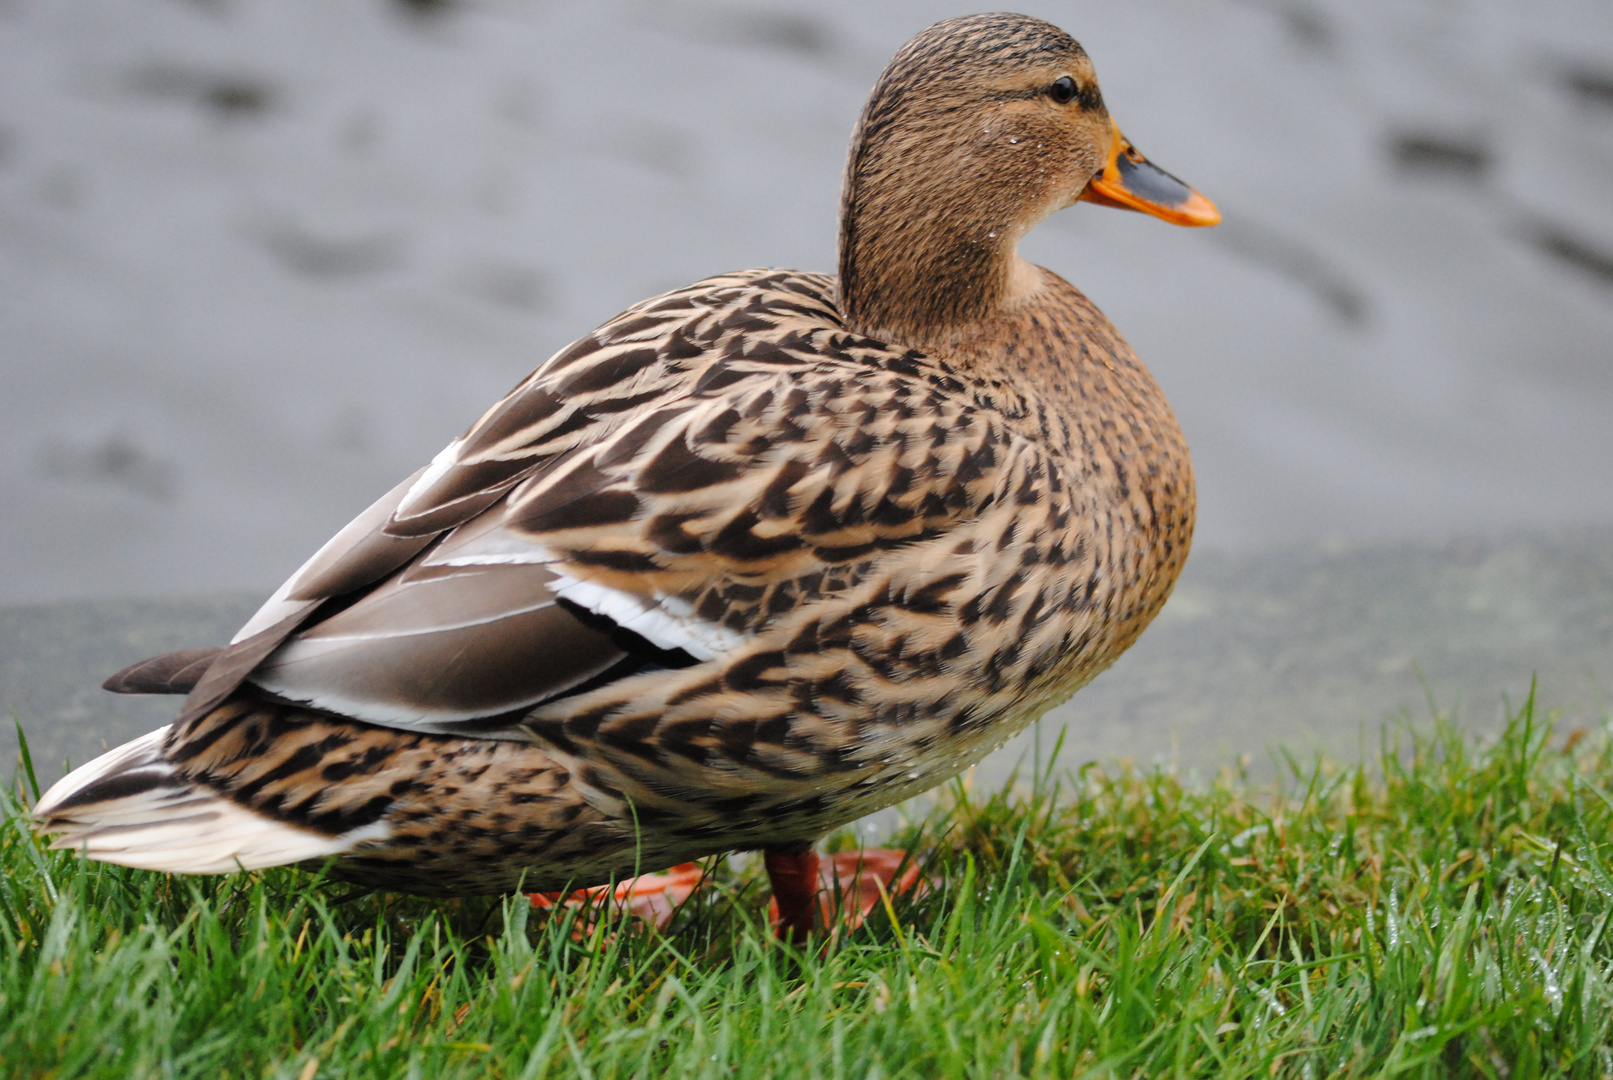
[47,13,1205,897]
[131,262,1191,894]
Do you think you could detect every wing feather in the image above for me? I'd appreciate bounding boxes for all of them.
[174,270,1027,738]
[104,647,225,695]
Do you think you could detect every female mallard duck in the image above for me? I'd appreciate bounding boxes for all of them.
[35,13,1217,937]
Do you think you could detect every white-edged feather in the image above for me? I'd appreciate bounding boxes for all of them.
[231,589,309,645]
[397,438,464,516]
[243,675,547,734]
[233,464,432,644]
[239,486,748,732]
[34,729,391,874]
[548,570,745,661]
[426,527,748,661]
[34,727,170,816]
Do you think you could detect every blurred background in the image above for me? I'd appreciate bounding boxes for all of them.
[1,0,1610,777]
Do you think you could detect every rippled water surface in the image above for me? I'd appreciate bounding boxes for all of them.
[1,0,1610,603]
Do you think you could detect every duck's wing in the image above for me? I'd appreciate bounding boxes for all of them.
[104,462,432,699]
[170,269,1019,739]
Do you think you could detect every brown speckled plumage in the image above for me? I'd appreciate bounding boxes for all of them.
[35,13,1210,898]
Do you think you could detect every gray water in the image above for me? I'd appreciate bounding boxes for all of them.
[1,0,1610,604]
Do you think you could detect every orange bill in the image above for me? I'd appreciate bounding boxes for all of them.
[1079,122,1221,227]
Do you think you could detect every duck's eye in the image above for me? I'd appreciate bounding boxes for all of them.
[1049,76,1079,105]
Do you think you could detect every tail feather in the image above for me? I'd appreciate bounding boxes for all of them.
[33,728,389,874]
[102,647,225,695]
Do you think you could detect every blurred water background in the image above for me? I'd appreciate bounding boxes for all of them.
[1,0,1611,778]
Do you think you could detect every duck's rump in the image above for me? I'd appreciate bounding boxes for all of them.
[35,692,1007,896]
[32,698,670,895]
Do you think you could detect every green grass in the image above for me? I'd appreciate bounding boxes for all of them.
[6,692,1613,1078]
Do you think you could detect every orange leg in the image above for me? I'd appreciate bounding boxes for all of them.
[764,847,822,944]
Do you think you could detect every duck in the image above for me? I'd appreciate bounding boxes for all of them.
[34,12,1218,940]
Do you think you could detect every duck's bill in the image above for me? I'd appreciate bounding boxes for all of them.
[1079,124,1221,227]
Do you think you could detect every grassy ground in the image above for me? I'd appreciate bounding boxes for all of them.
[6,693,1613,1078]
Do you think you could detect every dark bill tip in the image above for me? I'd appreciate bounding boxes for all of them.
[1079,129,1221,227]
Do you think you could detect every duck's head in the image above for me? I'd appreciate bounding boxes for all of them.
[838,12,1219,349]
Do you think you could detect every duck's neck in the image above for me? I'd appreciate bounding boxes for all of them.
[837,163,1042,354]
